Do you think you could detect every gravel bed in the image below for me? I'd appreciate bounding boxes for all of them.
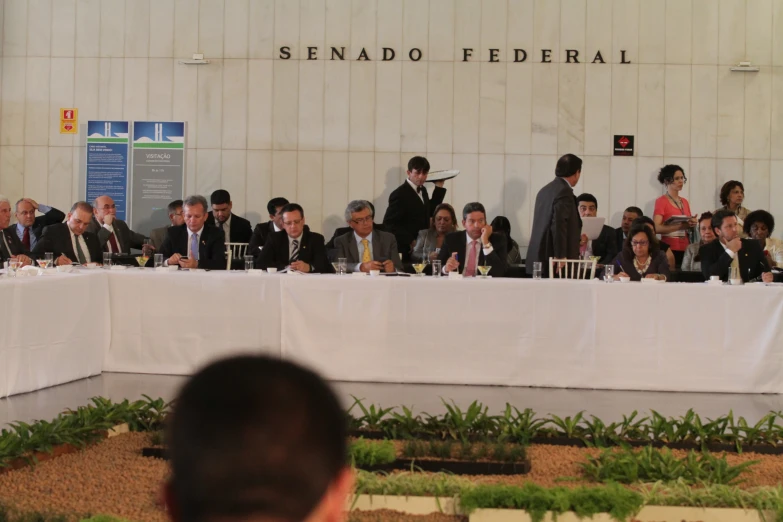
[2,437,783,521]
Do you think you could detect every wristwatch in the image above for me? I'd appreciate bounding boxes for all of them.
[483,243,491,249]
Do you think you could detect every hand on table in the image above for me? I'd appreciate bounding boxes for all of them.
[762,272,774,283]
[178,257,198,269]
[12,255,32,267]
[382,260,395,273]
[360,261,383,272]
[290,260,311,273]
[55,254,71,266]
[615,271,629,280]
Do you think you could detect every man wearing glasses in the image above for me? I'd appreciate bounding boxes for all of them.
[87,195,147,254]
[13,198,65,251]
[334,200,402,273]
[257,203,331,273]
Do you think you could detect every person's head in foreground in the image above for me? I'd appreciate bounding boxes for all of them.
[165,355,352,522]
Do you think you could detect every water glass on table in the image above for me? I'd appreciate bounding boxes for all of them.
[154,253,164,269]
[7,259,20,277]
[729,266,742,285]
[244,255,254,272]
[432,259,442,277]
[103,252,113,268]
[337,257,347,275]
[604,264,614,282]
[532,261,542,280]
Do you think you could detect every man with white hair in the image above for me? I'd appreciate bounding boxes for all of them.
[87,195,147,254]
[13,198,65,251]
[0,195,34,266]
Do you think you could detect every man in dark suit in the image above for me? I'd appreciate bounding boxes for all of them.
[526,154,583,276]
[326,201,386,250]
[150,199,184,250]
[438,202,508,277]
[0,195,34,265]
[205,189,253,244]
[32,201,103,265]
[12,197,65,251]
[87,195,147,254]
[258,203,332,273]
[157,195,227,270]
[248,197,289,253]
[382,156,446,262]
[333,200,402,273]
[576,193,618,265]
[700,209,774,283]
[615,206,643,251]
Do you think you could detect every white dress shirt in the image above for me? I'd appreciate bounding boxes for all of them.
[69,229,91,264]
[218,214,232,243]
[407,178,424,203]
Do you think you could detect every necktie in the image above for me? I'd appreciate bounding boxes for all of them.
[465,240,478,277]
[290,239,299,263]
[22,227,30,249]
[730,250,740,278]
[107,231,120,253]
[190,233,200,261]
[74,235,87,264]
[361,239,371,263]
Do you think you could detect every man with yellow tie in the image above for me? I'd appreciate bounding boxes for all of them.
[334,200,402,273]
[700,209,775,283]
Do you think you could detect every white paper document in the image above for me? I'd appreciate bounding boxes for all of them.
[580,217,606,241]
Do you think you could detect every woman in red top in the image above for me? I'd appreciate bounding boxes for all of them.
[653,164,698,267]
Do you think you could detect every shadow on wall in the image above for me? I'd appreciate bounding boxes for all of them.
[375,166,405,221]
[245,211,263,225]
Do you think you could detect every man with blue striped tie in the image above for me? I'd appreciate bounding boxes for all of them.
[257,203,332,273]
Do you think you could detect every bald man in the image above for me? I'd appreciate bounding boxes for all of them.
[86,195,147,254]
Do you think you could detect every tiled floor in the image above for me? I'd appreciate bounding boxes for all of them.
[2,373,782,427]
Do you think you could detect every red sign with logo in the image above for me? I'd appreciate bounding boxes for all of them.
[613,135,634,156]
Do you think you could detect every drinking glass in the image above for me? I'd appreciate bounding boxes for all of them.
[142,238,154,257]
[432,259,442,277]
[8,260,20,277]
[604,264,614,282]
[244,255,254,272]
[532,261,542,280]
[729,266,741,284]
[331,261,340,274]
[477,265,492,278]
[154,253,164,268]
[337,257,347,275]
[412,261,428,276]
[45,252,53,268]
[103,252,113,268]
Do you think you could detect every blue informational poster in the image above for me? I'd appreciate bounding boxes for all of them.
[85,121,130,221]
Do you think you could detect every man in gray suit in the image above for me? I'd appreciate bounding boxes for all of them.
[150,199,184,250]
[526,154,583,276]
[334,200,403,273]
[87,195,147,254]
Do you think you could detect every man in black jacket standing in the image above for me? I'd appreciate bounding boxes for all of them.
[382,156,446,262]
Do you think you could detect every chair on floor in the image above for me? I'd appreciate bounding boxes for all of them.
[226,242,249,270]
[548,257,597,280]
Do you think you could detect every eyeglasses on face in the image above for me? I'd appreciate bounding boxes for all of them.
[101,204,117,210]
[631,240,649,247]
[283,219,303,227]
[351,216,373,224]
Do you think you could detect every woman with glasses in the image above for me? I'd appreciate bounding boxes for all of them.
[653,164,698,266]
[611,223,670,281]
[410,203,458,263]
[681,211,716,272]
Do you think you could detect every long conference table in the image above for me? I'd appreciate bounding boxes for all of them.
[2,269,783,398]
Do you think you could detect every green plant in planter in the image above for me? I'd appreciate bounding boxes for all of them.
[545,412,586,439]
[348,439,396,468]
[437,399,499,443]
[497,405,547,445]
[349,396,394,431]
[380,405,422,440]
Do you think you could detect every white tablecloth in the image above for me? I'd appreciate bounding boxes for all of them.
[280,277,783,393]
[0,271,108,398]
[103,270,281,374]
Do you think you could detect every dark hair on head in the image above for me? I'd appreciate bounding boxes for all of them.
[168,199,183,214]
[210,189,231,206]
[623,224,660,257]
[281,203,304,219]
[432,203,458,231]
[576,193,598,207]
[490,215,513,241]
[719,180,744,207]
[69,201,93,214]
[407,156,430,173]
[266,197,289,216]
[183,195,209,214]
[711,209,736,233]
[624,206,643,217]
[657,164,686,185]
[462,202,486,221]
[698,211,713,224]
[167,355,346,522]
[555,154,582,178]
[744,209,775,236]
[632,215,656,232]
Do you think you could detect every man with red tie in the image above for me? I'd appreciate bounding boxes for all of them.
[13,198,65,252]
[87,195,147,254]
[437,202,509,277]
